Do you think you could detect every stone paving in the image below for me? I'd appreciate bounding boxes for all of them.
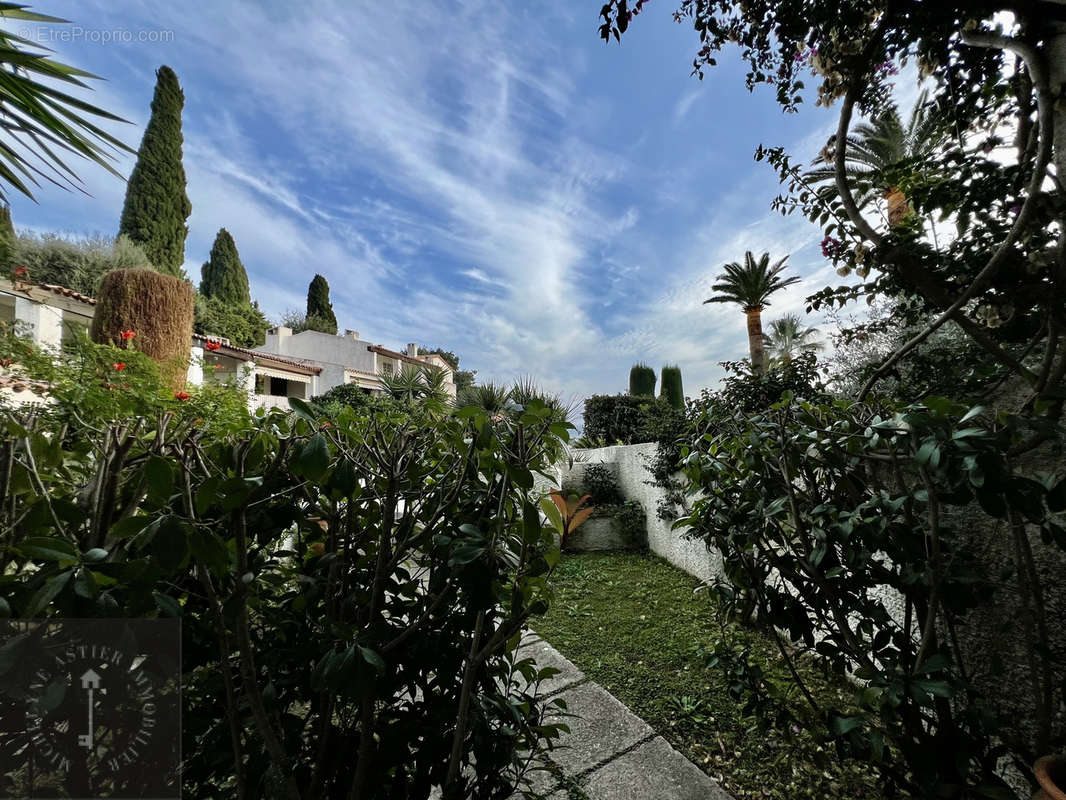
[513,633,733,800]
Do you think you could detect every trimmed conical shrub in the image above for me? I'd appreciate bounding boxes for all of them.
[660,365,684,410]
[629,363,656,397]
[305,274,338,335]
[90,268,193,390]
[200,228,249,304]
[118,66,191,277]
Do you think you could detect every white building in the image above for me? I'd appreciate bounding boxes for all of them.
[260,327,456,399]
[0,278,453,410]
[0,278,321,411]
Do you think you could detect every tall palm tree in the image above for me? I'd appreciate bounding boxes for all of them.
[704,251,800,374]
[765,313,823,364]
[805,90,948,226]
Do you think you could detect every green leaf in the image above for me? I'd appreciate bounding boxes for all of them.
[82,548,108,563]
[153,592,183,617]
[540,496,563,533]
[109,514,151,539]
[358,645,386,675]
[450,544,485,565]
[73,568,98,599]
[151,518,190,571]
[828,715,864,736]
[144,456,175,505]
[188,528,229,576]
[1048,477,1066,513]
[0,597,10,618]
[292,433,330,480]
[287,396,318,422]
[26,570,72,616]
[19,536,77,562]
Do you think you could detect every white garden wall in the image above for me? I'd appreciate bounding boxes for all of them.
[557,443,725,584]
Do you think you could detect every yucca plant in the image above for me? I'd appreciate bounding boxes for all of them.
[380,365,450,415]
[704,251,800,374]
[0,4,131,202]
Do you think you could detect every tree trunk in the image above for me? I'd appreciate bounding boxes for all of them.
[746,307,765,374]
[884,186,910,227]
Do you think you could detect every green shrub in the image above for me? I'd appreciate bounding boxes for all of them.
[193,293,269,348]
[681,394,1066,797]
[628,362,656,396]
[12,232,155,295]
[660,365,684,410]
[0,335,573,799]
[581,463,623,506]
[582,393,674,445]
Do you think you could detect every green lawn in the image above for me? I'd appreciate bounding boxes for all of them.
[531,552,882,799]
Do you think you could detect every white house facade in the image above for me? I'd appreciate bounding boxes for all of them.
[260,327,456,399]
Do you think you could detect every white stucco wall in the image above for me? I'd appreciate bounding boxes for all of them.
[14,296,63,351]
[557,443,724,584]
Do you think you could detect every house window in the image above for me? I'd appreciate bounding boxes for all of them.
[269,377,288,397]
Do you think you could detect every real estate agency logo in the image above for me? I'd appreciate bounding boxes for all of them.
[25,639,160,777]
[1,619,180,799]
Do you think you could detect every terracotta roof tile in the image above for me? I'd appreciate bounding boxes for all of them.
[193,334,322,374]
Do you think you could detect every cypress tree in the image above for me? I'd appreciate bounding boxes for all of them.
[305,274,338,335]
[199,228,250,304]
[629,363,656,396]
[0,205,15,272]
[118,66,191,277]
[660,365,684,410]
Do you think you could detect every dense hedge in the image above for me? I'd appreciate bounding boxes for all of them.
[0,331,570,799]
[582,393,673,445]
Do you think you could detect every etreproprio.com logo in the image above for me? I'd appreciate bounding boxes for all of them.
[18,26,175,45]
[0,619,181,799]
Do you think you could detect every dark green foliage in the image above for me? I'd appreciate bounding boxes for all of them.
[628,362,656,396]
[12,233,154,296]
[582,394,673,445]
[0,345,573,798]
[311,383,402,416]
[420,346,477,392]
[117,66,191,277]
[682,394,1066,797]
[199,228,249,304]
[193,294,268,348]
[0,206,14,271]
[660,365,684,410]
[305,274,338,335]
[581,464,623,506]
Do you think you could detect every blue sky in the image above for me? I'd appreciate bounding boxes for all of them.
[11,1,883,403]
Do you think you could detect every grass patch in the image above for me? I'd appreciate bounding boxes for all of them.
[531,552,882,799]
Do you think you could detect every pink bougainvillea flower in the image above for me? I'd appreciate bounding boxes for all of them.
[173,391,191,401]
[113,362,126,371]
[205,340,221,351]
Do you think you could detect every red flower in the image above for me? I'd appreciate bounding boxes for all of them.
[13,266,27,277]
[112,362,126,371]
[213,364,223,371]
[205,340,221,352]
[120,330,136,341]
[173,391,191,401]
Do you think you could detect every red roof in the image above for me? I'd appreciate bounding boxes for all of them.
[194,334,321,375]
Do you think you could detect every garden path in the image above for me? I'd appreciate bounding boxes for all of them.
[515,633,733,800]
